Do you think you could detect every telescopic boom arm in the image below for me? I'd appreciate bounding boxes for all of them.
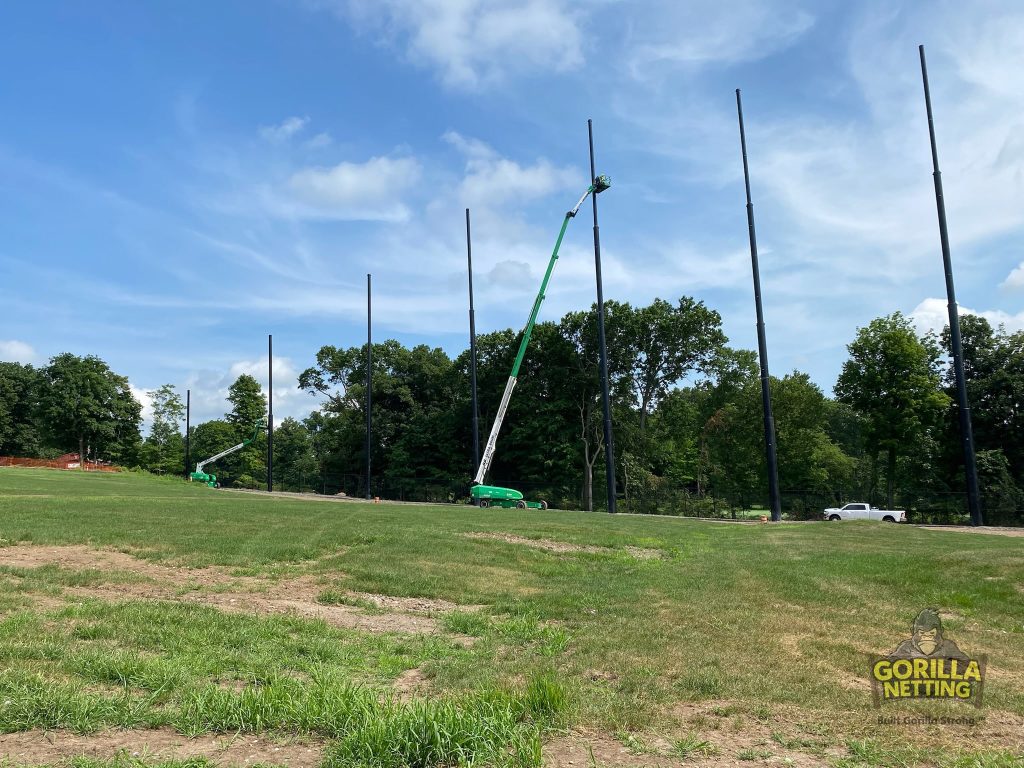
[472,176,611,486]
[195,422,264,475]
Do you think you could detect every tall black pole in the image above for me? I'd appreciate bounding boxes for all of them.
[184,388,191,479]
[366,273,373,500]
[919,45,983,526]
[267,334,274,493]
[466,208,481,473]
[588,119,617,514]
[736,90,782,522]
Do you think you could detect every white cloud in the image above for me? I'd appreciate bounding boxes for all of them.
[305,132,333,149]
[228,355,308,421]
[0,340,37,364]
[180,355,314,428]
[625,0,814,79]
[338,0,583,89]
[283,155,421,221]
[129,384,155,431]
[259,116,310,142]
[911,297,1024,336]
[754,3,1024,274]
[444,131,580,208]
[1002,262,1024,290]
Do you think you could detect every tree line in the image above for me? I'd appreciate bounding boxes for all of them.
[2,298,1021,523]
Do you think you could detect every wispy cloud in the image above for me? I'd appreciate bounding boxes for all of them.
[284,154,421,221]
[331,0,584,89]
[0,340,37,364]
[305,132,332,149]
[259,116,310,142]
[624,0,815,81]
[205,151,423,223]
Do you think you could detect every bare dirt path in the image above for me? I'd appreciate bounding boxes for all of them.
[0,728,322,767]
[0,544,475,638]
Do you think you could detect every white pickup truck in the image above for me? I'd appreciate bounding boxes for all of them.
[823,503,906,522]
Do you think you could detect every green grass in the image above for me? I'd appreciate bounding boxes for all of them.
[1,468,1023,767]
[672,732,719,758]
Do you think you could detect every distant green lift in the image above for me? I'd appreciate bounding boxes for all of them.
[189,422,265,488]
[471,175,611,510]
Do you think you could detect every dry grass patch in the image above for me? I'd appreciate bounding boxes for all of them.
[463,532,662,560]
[0,728,323,767]
[1,545,477,638]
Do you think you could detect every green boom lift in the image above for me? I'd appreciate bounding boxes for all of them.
[189,421,265,488]
[471,174,611,509]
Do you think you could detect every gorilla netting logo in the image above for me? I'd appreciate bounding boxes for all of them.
[869,609,986,708]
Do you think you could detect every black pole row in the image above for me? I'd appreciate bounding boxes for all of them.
[732,47,982,524]
[186,59,983,526]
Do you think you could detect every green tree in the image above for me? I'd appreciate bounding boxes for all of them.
[975,449,1023,524]
[0,362,44,456]
[942,315,1024,485]
[300,341,464,497]
[648,347,757,498]
[226,374,266,434]
[142,384,185,474]
[39,353,142,467]
[835,313,949,508]
[700,371,854,514]
[272,417,320,491]
[559,308,609,510]
[619,297,726,434]
[224,374,267,485]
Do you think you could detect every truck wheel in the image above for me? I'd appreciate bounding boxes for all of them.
[828,514,841,521]
[539,500,548,510]
[882,515,895,522]
[515,500,527,509]
[479,499,490,509]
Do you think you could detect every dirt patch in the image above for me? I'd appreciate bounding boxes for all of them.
[64,581,453,637]
[463,532,662,559]
[668,701,838,766]
[544,730,677,768]
[392,667,431,702]
[348,590,479,615]
[668,699,1024,760]
[918,525,1024,537]
[544,725,830,768]
[1,545,473,640]
[585,669,620,684]
[0,544,238,587]
[0,728,322,766]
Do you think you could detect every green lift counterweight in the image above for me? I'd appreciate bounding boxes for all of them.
[189,422,265,488]
[471,175,611,509]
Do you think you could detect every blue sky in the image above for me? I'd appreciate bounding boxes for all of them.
[1,1,1021,427]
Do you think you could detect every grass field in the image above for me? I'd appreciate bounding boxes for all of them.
[0,468,1022,768]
